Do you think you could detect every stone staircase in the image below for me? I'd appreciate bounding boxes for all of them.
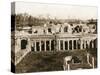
[12,49,30,66]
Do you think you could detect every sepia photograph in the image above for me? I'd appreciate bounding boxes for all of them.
[11,2,97,73]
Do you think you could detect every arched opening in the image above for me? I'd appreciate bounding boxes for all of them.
[21,39,28,49]
[36,42,40,51]
[73,40,76,49]
[51,40,55,51]
[46,41,49,51]
[64,26,68,32]
[69,40,72,50]
[31,42,35,51]
[60,40,63,50]
[48,28,52,33]
[65,41,68,50]
[41,41,45,51]
[90,41,92,49]
[86,41,88,49]
[77,39,81,49]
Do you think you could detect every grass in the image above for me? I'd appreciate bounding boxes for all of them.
[15,50,97,73]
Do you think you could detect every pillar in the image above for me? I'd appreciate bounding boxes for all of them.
[84,40,86,49]
[27,38,31,51]
[34,41,37,51]
[49,40,51,51]
[76,40,77,49]
[87,40,90,49]
[59,40,61,51]
[80,40,83,49]
[68,40,69,50]
[63,40,65,51]
[45,40,46,51]
[40,40,41,51]
[15,38,21,53]
[92,40,94,48]
[72,40,73,50]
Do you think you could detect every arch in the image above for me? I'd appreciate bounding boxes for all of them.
[90,40,93,49]
[46,40,50,51]
[41,41,45,51]
[36,42,40,51]
[21,39,28,49]
[60,40,63,50]
[73,40,77,49]
[86,41,88,49]
[65,41,68,50]
[51,40,55,51]
[48,28,52,33]
[69,40,72,50]
[64,26,68,32]
[77,39,81,49]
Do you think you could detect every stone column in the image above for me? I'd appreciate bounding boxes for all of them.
[80,40,83,50]
[59,40,61,51]
[92,40,94,48]
[40,40,41,51]
[45,40,46,51]
[28,38,31,52]
[84,40,86,49]
[34,41,37,51]
[15,38,21,53]
[76,40,77,50]
[68,40,69,50]
[87,40,90,49]
[72,40,73,50]
[63,40,65,51]
[49,40,51,51]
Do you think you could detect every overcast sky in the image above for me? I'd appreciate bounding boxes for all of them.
[15,2,97,20]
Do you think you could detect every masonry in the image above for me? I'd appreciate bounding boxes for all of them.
[15,34,97,52]
[11,22,97,65]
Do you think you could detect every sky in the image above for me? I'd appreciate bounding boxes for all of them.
[14,2,98,20]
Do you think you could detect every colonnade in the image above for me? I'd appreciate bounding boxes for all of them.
[30,38,96,52]
[14,35,97,53]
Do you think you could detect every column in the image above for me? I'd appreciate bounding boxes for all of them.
[40,40,41,51]
[80,40,83,50]
[87,40,90,49]
[72,40,73,50]
[59,40,61,51]
[15,38,21,53]
[28,39,31,51]
[63,40,65,51]
[45,40,46,51]
[76,40,77,49]
[34,41,37,51]
[49,40,51,51]
[68,40,69,50]
[84,40,86,49]
[92,40,94,48]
